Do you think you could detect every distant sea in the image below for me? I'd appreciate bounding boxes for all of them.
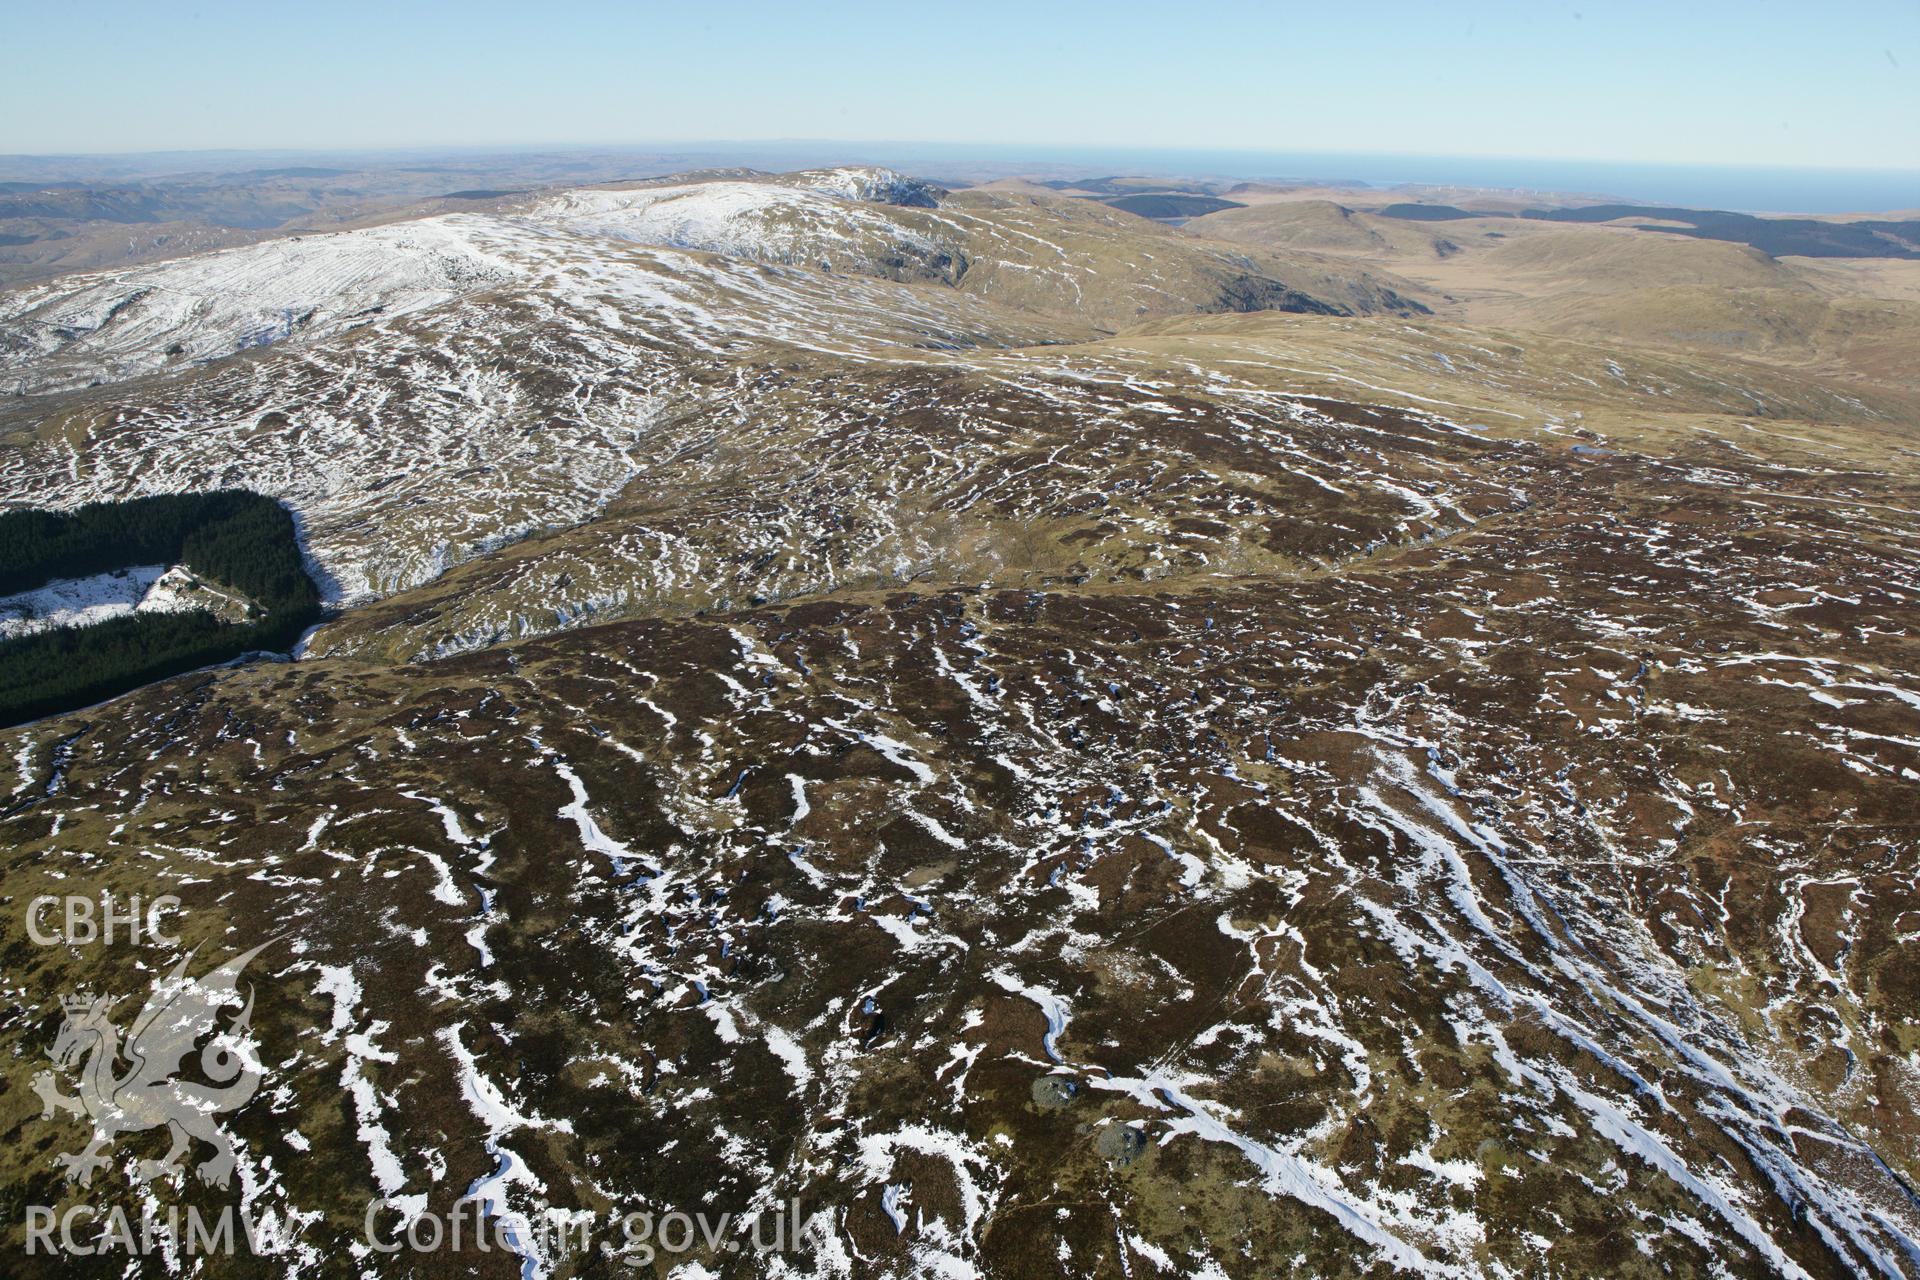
[701,142,1920,215]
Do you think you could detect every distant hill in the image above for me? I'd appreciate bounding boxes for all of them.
[1099,193,1245,219]
[1371,200,1920,259]
[1376,203,1486,221]
[1519,204,1920,258]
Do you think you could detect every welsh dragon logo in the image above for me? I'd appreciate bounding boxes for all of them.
[33,941,271,1189]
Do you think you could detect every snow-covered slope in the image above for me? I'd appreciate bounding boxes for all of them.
[788,165,942,205]
[0,165,958,399]
[0,563,234,638]
[528,177,963,282]
[0,192,1088,603]
[0,218,516,395]
[0,165,1429,404]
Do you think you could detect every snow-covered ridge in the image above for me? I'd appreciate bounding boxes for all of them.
[0,169,953,397]
[788,165,942,206]
[0,185,1072,609]
[0,217,516,395]
[525,168,956,277]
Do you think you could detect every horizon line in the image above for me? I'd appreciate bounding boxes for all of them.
[2,138,1918,178]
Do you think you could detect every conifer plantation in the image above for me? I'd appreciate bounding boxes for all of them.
[0,491,320,725]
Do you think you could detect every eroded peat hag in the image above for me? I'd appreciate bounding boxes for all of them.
[4,395,1918,1274]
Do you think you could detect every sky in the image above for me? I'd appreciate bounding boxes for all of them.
[2,0,1915,170]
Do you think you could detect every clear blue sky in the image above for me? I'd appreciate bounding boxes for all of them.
[3,0,1915,168]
